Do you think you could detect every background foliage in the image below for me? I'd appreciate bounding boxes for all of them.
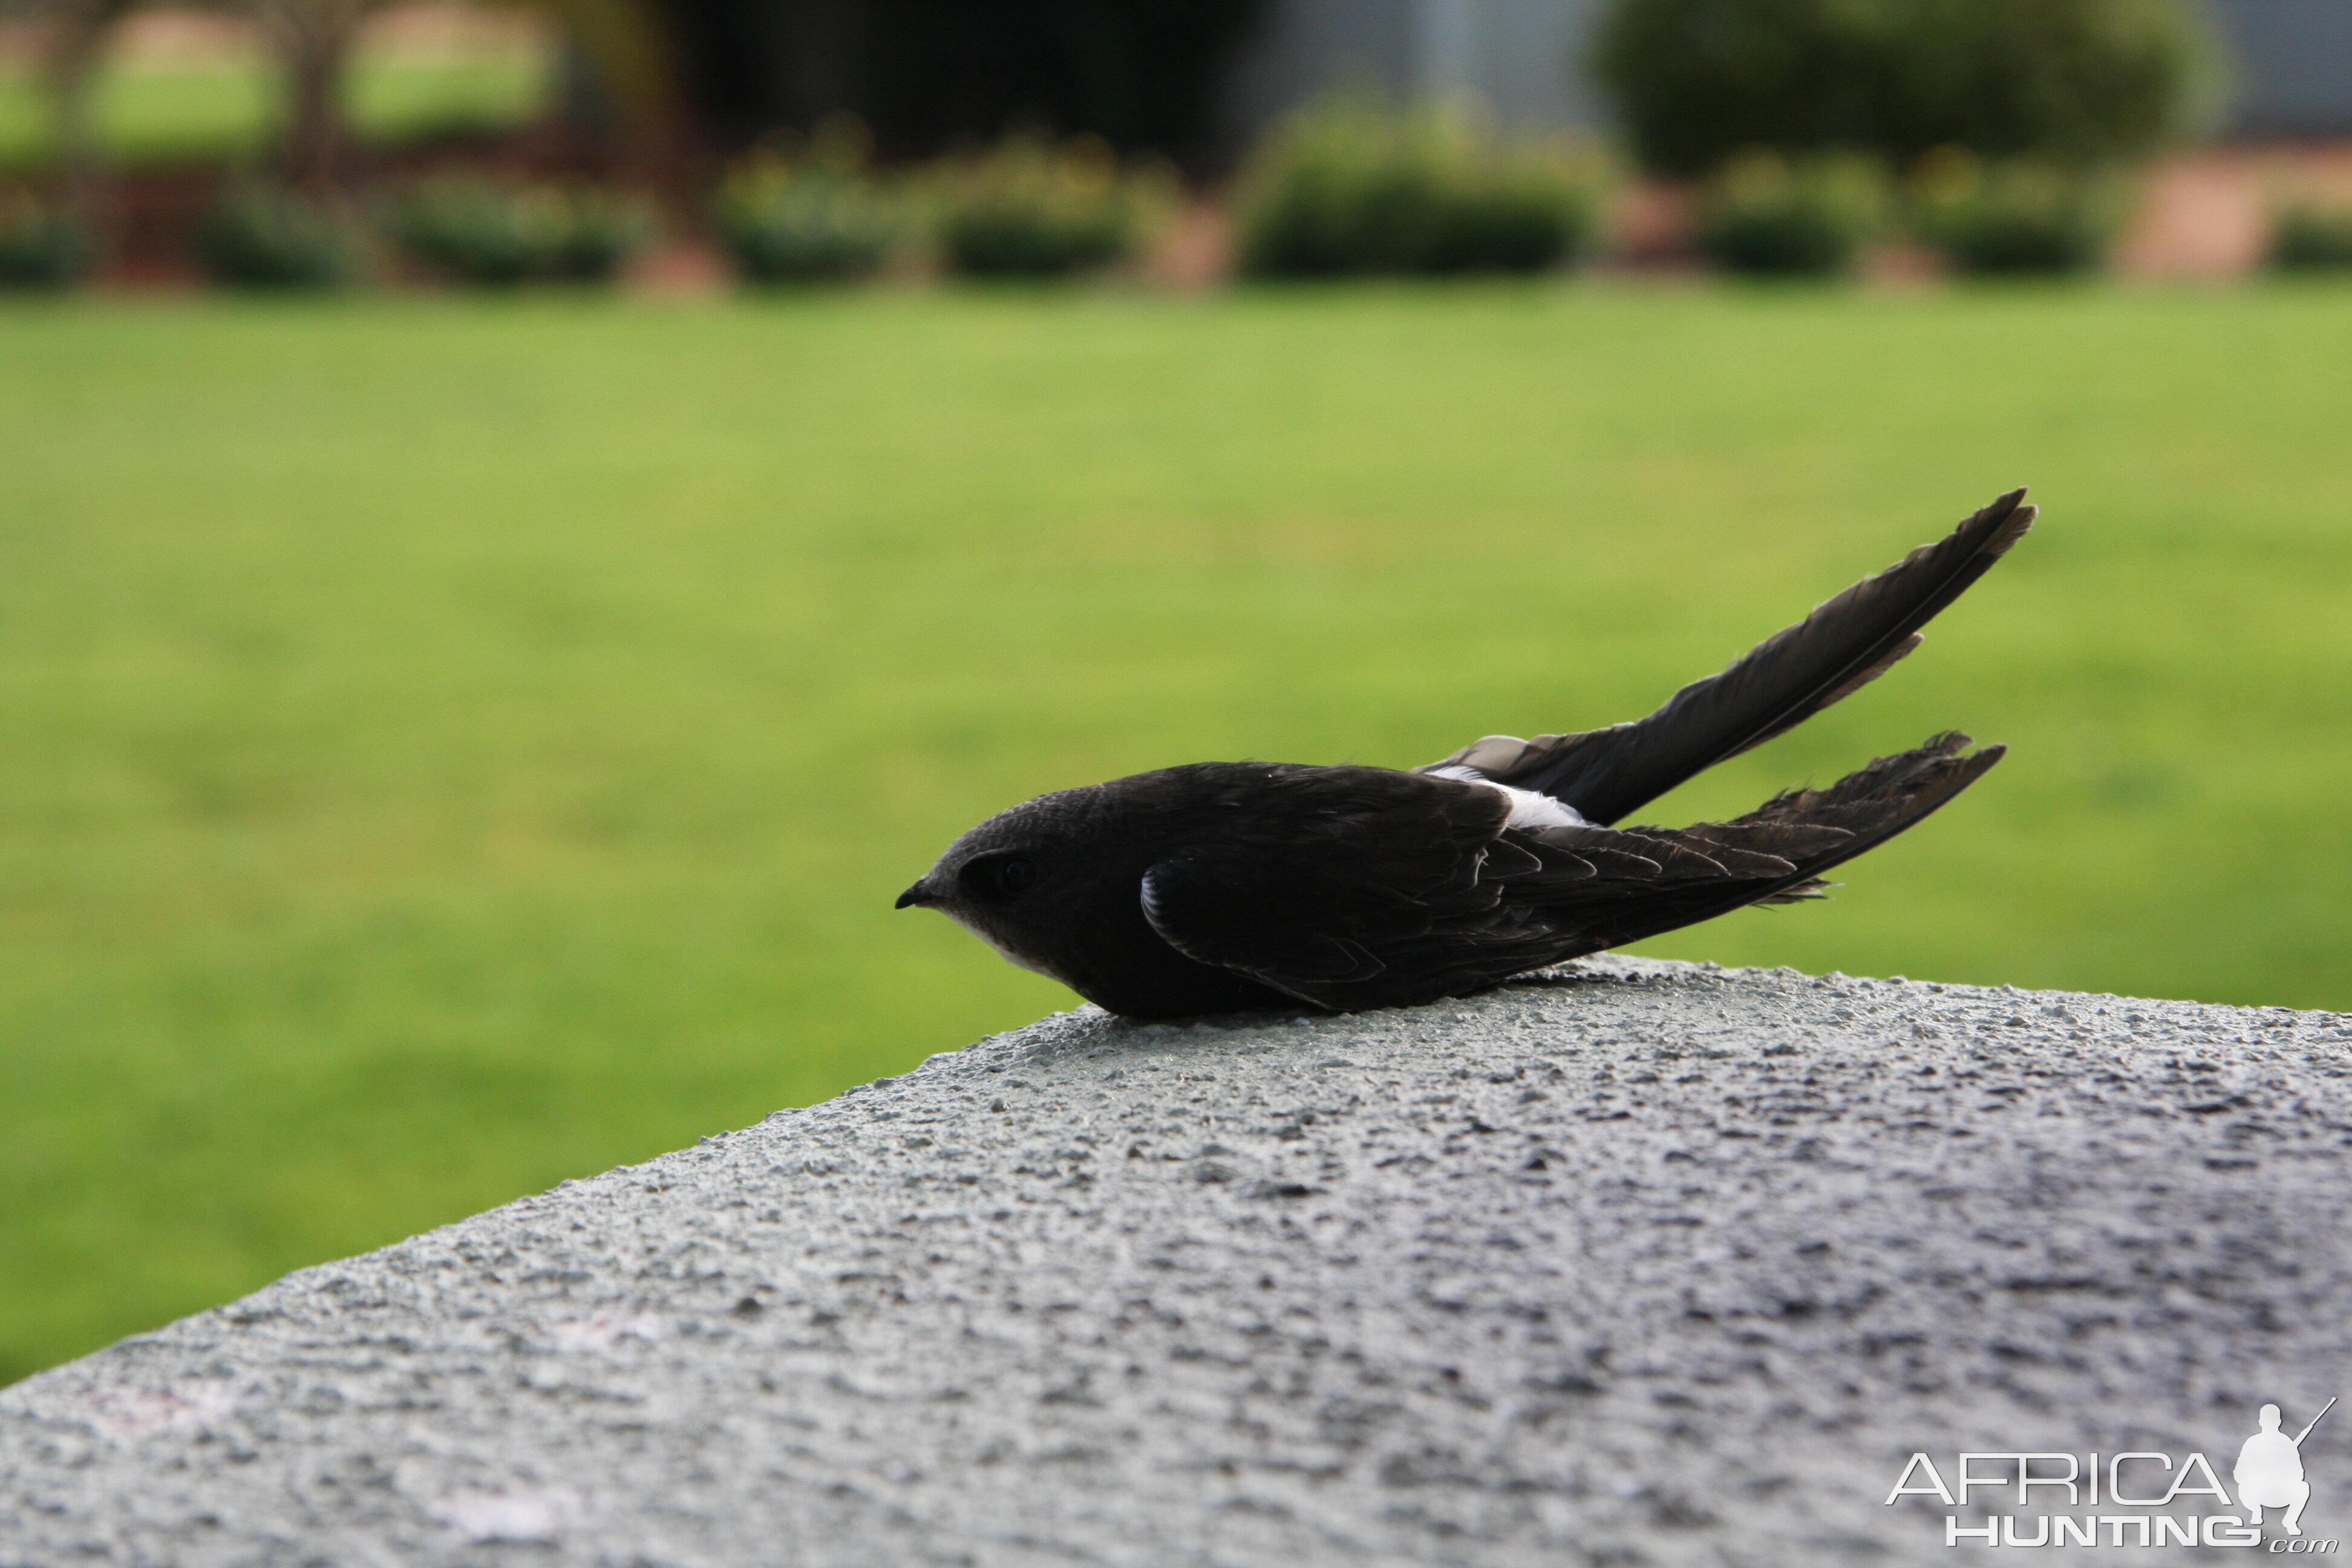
[1694,151,1883,275]
[394,174,652,284]
[2272,203,2352,272]
[933,133,1157,278]
[192,180,354,287]
[715,139,901,284]
[1594,0,2216,176]
[1236,95,1604,278]
[0,23,550,172]
[670,0,1264,163]
[1907,152,2120,276]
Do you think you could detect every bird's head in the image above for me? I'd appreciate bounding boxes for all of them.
[894,789,1099,981]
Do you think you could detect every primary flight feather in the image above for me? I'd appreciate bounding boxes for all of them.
[898,490,2035,1019]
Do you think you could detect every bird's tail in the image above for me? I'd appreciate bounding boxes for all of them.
[1566,733,2005,955]
[1717,728,2005,894]
[1433,489,2034,826]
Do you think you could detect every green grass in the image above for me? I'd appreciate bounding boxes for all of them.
[0,58,47,167]
[0,50,546,169]
[344,48,550,146]
[4,283,2351,1384]
[84,53,280,166]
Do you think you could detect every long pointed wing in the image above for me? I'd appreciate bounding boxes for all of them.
[1422,491,2034,825]
[1146,740,2001,1011]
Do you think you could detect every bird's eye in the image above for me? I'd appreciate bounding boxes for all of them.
[965,854,1040,901]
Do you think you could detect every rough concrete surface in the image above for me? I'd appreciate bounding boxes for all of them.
[8,956,2352,1567]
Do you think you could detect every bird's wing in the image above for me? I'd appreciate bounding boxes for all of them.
[1420,489,2034,825]
[1135,766,1519,1001]
[1146,739,1999,1011]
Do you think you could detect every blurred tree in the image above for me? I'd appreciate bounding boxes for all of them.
[256,0,683,186]
[535,0,687,175]
[0,0,1249,201]
[1593,0,2217,177]
[1,0,136,197]
[248,0,378,186]
[0,0,374,191]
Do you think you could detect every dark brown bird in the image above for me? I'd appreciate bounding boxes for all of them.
[898,491,2035,1018]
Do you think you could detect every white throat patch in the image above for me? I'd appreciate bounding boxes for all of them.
[946,910,1059,978]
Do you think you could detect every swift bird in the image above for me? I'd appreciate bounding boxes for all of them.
[898,491,2035,1019]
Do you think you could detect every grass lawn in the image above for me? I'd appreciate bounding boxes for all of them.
[3,281,2351,1384]
[0,47,546,169]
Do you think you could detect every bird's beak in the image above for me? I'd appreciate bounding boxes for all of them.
[895,879,938,910]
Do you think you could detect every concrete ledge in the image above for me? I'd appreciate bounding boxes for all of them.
[7,957,2352,1566]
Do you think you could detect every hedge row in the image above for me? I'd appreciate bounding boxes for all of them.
[7,125,2352,292]
[0,132,1168,292]
[0,177,658,291]
[1684,154,2352,279]
[716,129,1162,284]
[714,103,1605,285]
[1694,150,2137,278]
[1232,96,1604,278]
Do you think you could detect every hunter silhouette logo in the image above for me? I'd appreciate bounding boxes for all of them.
[2240,1400,2337,1538]
[1886,1398,2340,1550]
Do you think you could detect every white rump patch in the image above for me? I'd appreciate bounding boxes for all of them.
[1489,783,1589,831]
[1428,765,1587,831]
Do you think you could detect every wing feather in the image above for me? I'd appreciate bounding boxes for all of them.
[1140,739,2001,1011]
[1421,491,2033,825]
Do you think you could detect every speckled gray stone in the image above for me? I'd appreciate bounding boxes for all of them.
[7,956,2352,1567]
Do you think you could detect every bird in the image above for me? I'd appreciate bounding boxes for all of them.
[897,490,2035,1019]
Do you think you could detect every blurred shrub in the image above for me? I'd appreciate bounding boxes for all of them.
[1696,151,1884,276]
[719,171,897,283]
[1910,152,2118,275]
[2270,203,2352,272]
[194,182,353,289]
[715,125,900,284]
[396,177,535,283]
[1236,94,1603,278]
[395,175,652,286]
[545,188,650,281]
[0,192,94,289]
[935,134,1158,278]
[1595,0,2215,177]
